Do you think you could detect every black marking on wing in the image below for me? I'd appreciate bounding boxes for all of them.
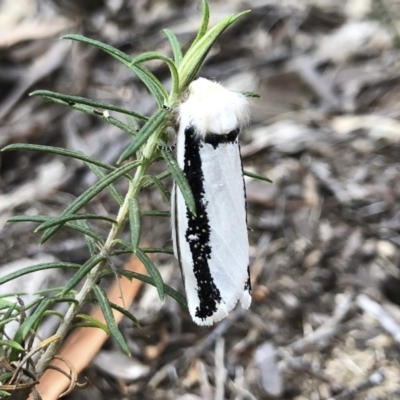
[238,140,248,221]
[183,125,222,320]
[240,145,251,295]
[204,128,240,149]
[244,265,251,293]
[173,185,182,274]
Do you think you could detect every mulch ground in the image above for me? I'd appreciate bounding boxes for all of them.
[1,0,400,399]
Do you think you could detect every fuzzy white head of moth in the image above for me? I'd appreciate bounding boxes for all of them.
[179,78,249,138]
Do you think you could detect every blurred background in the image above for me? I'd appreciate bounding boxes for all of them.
[1,0,400,399]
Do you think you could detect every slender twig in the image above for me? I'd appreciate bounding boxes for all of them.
[215,338,226,400]
[356,294,400,345]
[329,368,385,400]
[148,310,241,388]
[287,291,353,354]
[10,335,60,384]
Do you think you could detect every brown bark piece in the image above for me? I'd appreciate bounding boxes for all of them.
[31,256,146,400]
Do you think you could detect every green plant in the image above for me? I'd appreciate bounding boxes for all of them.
[0,1,270,397]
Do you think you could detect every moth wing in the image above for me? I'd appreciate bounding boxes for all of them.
[173,125,208,322]
[174,126,250,325]
[200,141,250,312]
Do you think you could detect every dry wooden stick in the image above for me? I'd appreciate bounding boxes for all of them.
[356,294,400,345]
[30,255,146,400]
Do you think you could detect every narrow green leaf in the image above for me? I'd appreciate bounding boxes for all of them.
[0,390,11,397]
[71,323,101,330]
[52,297,79,305]
[110,241,171,256]
[112,238,133,251]
[0,263,80,286]
[129,63,168,107]
[16,297,44,313]
[0,318,18,330]
[142,247,174,255]
[1,302,17,323]
[1,144,115,171]
[63,254,105,294]
[35,96,140,137]
[135,248,165,301]
[99,268,186,307]
[34,286,64,295]
[116,269,187,307]
[144,176,171,204]
[111,239,174,257]
[88,299,140,327]
[85,163,124,206]
[126,115,140,131]
[0,297,35,313]
[128,198,141,252]
[25,299,53,333]
[129,52,179,97]
[42,310,65,321]
[40,161,139,243]
[0,292,23,299]
[61,34,132,67]
[162,29,183,67]
[110,249,132,256]
[7,215,48,224]
[0,299,19,309]
[0,372,13,382]
[77,219,97,257]
[34,214,117,231]
[75,314,110,333]
[92,285,130,356]
[243,170,272,183]
[11,298,52,361]
[62,34,168,106]
[8,215,104,244]
[0,340,25,351]
[132,52,173,69]
[108,302,140,327]
[111,247,173,256]
[191,0,210,47]
[30,90,149,120]
[60,222,104,242]
[179,10,250,90]
[103,115,139,137]
[0,303,19,334]
[0,303,21,334]
[118,108,169,163]
[141,169,171,189]
[140,210,170,217]
[160,147,196,215]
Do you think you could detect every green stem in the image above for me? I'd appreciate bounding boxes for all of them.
[35,119,165,376]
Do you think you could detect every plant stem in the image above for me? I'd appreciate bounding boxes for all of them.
[35,122,164,377]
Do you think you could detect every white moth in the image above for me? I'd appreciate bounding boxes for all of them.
[172,78,251,326]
